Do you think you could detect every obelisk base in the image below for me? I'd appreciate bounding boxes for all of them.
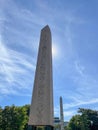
[27,125,54,130]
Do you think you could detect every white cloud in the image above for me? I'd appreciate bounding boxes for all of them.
[64,110,76,117]
[54,107,60,116]
[0,0,97,122]
[63,98,98,110]
[54,106,76,121]
[0,36,14,82]
[0,0,38,96]
[0,35,36,96]
[75,61,85,76]
[72,60,98,98]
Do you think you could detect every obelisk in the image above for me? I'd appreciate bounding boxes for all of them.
[60,97,64,130]
[28,25,54,130]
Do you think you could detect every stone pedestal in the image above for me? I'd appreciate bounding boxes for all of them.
[28,126,54,130]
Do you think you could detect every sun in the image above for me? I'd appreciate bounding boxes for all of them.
[52,44,59,58]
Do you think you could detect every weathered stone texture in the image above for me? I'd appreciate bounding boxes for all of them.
[28,25,54,126]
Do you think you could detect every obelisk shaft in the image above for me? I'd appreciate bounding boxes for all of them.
[28,25,53,126]
[60,97,64,130]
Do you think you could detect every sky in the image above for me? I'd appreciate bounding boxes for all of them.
[0,0,98,121]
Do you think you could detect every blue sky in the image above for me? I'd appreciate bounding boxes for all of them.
[0,0,98,121]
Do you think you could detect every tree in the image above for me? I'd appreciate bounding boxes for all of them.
[67,108,98,130]
[22,104,30,130]
[0,106,3,130]
[2,106,11,130]
[54,124,60,130]
[78,108,98,130]
[1,105,30,130]
[67,115,82,130]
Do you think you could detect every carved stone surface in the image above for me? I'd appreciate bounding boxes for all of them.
[28,25,54,126]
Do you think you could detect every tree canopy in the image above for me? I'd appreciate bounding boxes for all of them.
[0,105,30,130]
[66,108,98,130]
[0,105,98,130]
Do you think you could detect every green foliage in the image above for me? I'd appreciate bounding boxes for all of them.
[0,105,98,130]
[0,105,30,130]
[78,108,98,130]
[67,115,82,130]
[0,107,3,130]
[54,124,60,130]
[67,108,98,130]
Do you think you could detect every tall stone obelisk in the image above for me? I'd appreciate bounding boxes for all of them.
[28,25,54,130]
[60,97,64,130]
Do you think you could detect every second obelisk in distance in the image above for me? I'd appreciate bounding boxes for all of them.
[60,97,64,130]
[28,25,54,127]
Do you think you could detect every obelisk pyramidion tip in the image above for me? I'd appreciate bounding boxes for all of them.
[41,25,50,32]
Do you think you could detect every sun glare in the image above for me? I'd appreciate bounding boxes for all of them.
[52,44,59,58]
